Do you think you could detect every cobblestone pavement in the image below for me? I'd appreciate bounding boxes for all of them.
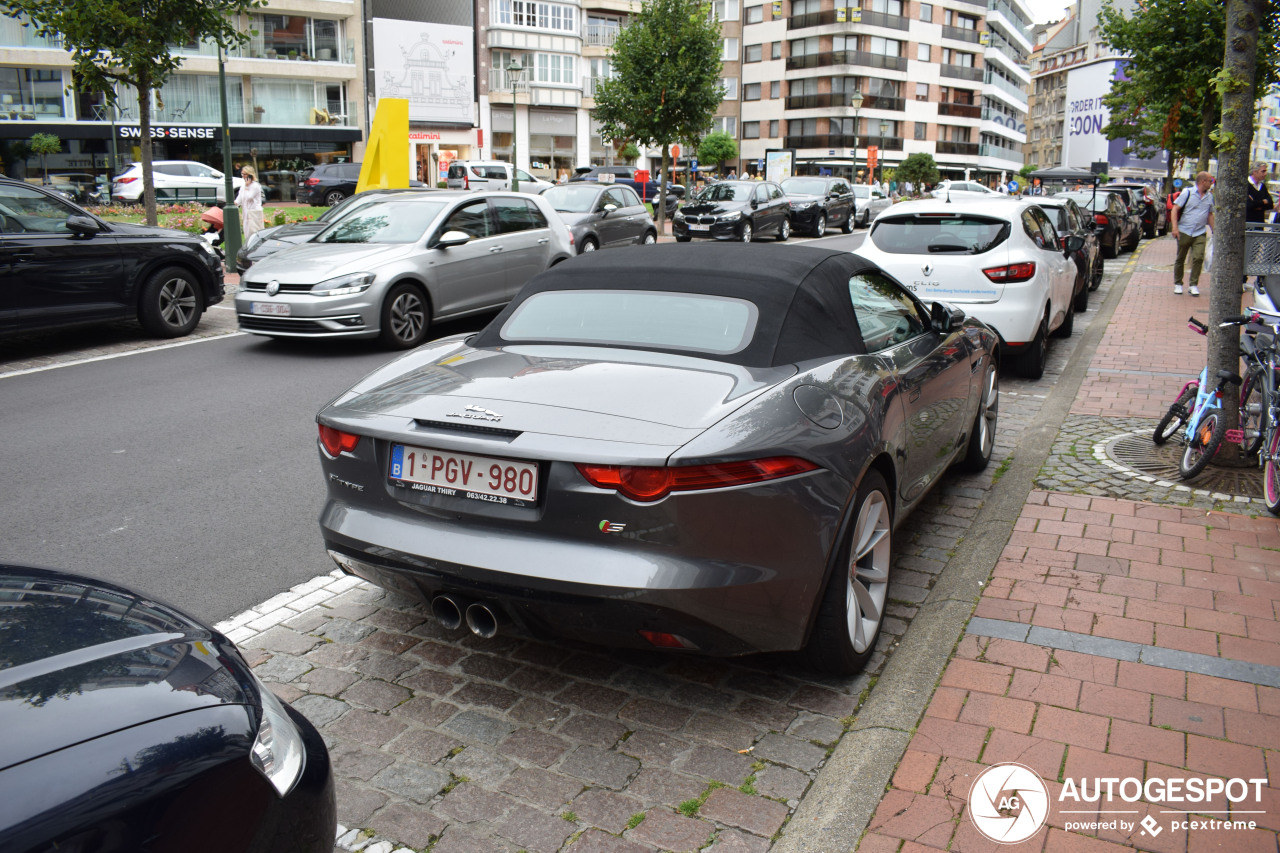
[209,256,1135,853]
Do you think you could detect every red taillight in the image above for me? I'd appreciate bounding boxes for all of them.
[116,176,137,184]
[1094,213,1108,226]
[982,262,1037,283]
[575,456,819,502]
[639,630,697,649]
[463,172,469,189]
[318,424,360,456]
[305,177,320,186]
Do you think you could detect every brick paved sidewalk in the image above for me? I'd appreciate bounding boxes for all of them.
[864,236,1280,852]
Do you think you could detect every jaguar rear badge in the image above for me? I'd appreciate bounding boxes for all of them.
[446,404,503,422]
[266,280,281,296]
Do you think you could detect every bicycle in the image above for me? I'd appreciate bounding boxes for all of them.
[1152,317,1244,479]
[1234,305,1280,515]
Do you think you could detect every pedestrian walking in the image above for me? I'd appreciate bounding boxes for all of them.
[1247,161,1274,224]
[236,165,265,239]
[1170,171,1215,297]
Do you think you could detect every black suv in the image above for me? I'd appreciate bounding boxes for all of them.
[0,177,224,338]
[779,176,855,237]
[296,163,428,207]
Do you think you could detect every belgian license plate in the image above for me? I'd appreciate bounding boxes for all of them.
[688,223,710,231]
[251,302,291,316]
[389,444,538,506]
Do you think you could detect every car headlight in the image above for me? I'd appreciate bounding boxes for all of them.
[242,231,267,253]
[312,272,375,297]
[673,211,685,221]
[717,211,742,221]
[250,684,306,797]
[792,201,814,210]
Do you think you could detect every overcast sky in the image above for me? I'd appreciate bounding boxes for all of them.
[1024,0,1074,26]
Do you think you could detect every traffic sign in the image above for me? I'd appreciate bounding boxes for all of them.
[671,144,681,158]
[1173,178,1183,188]
[867,145,878,172]
[691,159,698,172]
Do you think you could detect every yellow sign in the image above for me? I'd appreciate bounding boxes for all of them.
[772,0,782,15]
[850,7,861,21]
[980,31,991,45]
[836,7,846,21]
[357,98,411,195]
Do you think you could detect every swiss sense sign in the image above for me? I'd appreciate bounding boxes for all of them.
[119,125,217,139]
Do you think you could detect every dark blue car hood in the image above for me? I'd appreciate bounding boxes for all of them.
[0,565,255,771]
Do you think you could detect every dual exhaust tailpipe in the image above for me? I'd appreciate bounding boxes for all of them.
[430,594,499,639]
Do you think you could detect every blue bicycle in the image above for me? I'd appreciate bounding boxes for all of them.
[1152,317,1244,479]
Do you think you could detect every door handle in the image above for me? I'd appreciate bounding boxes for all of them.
[10,250,33,262]
[489,246,504,253]
[537,238,549,244]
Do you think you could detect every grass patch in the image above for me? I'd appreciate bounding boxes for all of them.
[627,813,646,829]
[678,780,727,816]
[991,454,1014,484]
[560,811,578,822]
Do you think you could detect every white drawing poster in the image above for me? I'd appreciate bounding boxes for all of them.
[373,18,474,124]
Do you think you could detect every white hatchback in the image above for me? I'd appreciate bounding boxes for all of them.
[853,197,1081,379]
[112,160,243,203]
[931,180,1000,199]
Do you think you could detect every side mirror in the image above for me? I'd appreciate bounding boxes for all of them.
[600,203,618,215]
[66,214,100,237]
[1064,234,1084,252]
[434,230,471,248]
[931,301,965,332]
[750,199,759,209]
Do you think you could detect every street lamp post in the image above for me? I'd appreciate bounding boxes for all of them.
[850,90,863,185]
[878,119,889,186]
[507,59,524,193]
[217,43,241,263]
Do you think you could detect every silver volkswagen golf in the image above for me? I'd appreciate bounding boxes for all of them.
[236,191,574,349]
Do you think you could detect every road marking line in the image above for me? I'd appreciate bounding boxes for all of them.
[0,331,247,380]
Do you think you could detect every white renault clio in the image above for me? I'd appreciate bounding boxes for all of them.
[853,197,1081,379]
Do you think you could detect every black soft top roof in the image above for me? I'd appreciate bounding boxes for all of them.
[472,244,875,367]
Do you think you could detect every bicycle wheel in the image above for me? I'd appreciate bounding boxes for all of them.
[1179,410,1228,479]
[1265,427,1280,516]
[1239,372,1265,457]
[1154,384,1197,445]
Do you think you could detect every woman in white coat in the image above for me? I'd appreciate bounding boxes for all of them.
[235,165,265,238]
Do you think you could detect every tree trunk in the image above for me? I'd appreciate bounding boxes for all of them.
[1206,0,1263,466]
[138,73,157,226]
[1164,154,1176,198]
[1197,94,1216,173]
[657,144,669,234]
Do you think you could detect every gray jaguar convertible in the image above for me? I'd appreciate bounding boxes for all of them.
[315,244,1000,673]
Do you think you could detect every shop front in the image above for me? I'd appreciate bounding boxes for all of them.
[410,128,477,187]
[491,107,577,182]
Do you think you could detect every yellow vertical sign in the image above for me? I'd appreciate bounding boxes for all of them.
[357,98,411,194]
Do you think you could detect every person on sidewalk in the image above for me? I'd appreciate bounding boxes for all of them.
[1171,171,1215,296]
[235,165,264,239]
[1247,161,1274,224]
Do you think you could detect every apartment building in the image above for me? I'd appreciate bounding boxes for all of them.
[738,0,1032,184]
[0,2,364,201]
[1251,88,1280,176]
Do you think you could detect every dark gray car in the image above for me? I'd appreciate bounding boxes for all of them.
[542,183,658,253]
[315,244,1000,673]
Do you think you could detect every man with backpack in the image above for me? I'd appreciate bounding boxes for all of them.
[1171,172,1215,296]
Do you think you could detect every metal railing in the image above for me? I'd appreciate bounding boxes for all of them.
[941,25,981,43]
[783,133,904,150]
[984,70,1028,100]
[986,0,1032,41]
[584,24,621,46]
[979,143,1021,158]
[939,102,982,118]
[937,140,980,155]
[859,10,910,30]
[788,8,907,28]
[784,93,905,111]
[785,50,907,71]
[981,106,1024,125]
[488,68,532,94]
[941,64,984,82]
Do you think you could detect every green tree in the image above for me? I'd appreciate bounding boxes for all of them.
[620,141,641,163]
[592,0,725,230]
[697,131,738,174]
[894,153,939,192]
[1017,163,1037,181]
[4,0,264,224]
[29,132,60,184]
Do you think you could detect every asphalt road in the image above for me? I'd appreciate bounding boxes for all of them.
[0,232,865,624]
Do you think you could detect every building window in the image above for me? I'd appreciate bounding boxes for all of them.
[746,4,764,22]
[915,82,929,101]
[494,0,577,32]
[535,53,577,84]
[915,121,927,140]
[772,42,782,59]
[743,120,760,138]
[769,119,779,136]
[869,37,902,56]
[920,3,932,22]
[722,77,738,100]
[743,82,761,100]
[711,115,737,136]
[745,43,763,62]
[917,43,930,62]
[710,0,740,21]
[867,0,903,14]
[723,38,739,60]
[770,81,780,98]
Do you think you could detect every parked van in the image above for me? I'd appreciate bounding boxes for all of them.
[446,161,553,193]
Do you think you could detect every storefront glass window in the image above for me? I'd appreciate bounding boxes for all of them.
[0,68,65,120]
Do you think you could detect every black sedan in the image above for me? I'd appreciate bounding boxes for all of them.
[0,564,336,852]
[1058,191,1140,259]
[673,180,792,242]
[315,244,1000,674]
[1036,195,1101,305]
[780,176,856,237]
[0,177,224,339]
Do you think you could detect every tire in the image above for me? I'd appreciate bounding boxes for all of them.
[324,190,346,207]
[1053,303,1074,338]
[675,235,692,242]
[138,266,203,338]
[1239,373,1266,457]
[1090,256,1104,290]
[642,231,657,245]
[776,218,790,242]
[813,215,826,238]
[1179,410,1227,479]
[841,210,853,234]
[1265,428,1280,516]
[1103,239,1118,260]
[379,283,429,350]
[805,470,892,674]
[1014,315,1048,380]
[1073,274,1089,312]
[579,237,598,254]
[740,223,753,243]
[1153,383,1197,445]
[960,358,999,472]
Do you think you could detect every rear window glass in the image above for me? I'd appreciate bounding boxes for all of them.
[869,215,1010,255]
[500,290,759,354]
[448,164,465,178]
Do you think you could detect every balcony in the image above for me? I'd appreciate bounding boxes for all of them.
[859,10,910,30]
[783,92,906,112]
[941,64,984,82]
[937,140,980,156]
[488,68,532,95]
[584,24,621,46]
[938,101,981,118]
[787,8,908,28]
[941,25,981,43]
[980,143,1021,160]
[784,134,904,151]
[984,70,1027,101]
[786,50,907,72]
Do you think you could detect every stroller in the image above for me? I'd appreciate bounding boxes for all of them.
[200,206,225,261]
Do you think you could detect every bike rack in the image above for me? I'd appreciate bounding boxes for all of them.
[1245,224,1280,277]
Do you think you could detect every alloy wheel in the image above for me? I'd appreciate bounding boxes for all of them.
[845,489,890,654]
